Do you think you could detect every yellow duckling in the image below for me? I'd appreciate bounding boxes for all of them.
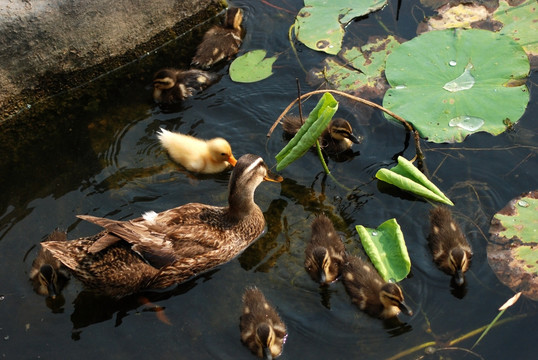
[304,214,346,285]
[42,155,282,298]
[191,7,244,68]
[281,116,361,155]
[342,255,412,319]
[428,206,473,286]
[240,287,287,360]
[152,68,218,104]
[29,229,70,299]
[157,127,237,174]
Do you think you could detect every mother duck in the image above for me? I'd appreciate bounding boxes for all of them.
[41,154,282,298]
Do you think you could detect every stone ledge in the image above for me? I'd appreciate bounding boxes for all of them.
[0,0,225,121]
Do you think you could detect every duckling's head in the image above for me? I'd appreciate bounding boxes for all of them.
[206,138,237,167]
[152,69,177,90]
[225,7,243,31]
[33,264,61,299]
[449,247,470,286]
[306,247,337,284]
[379,283,413,318]
[327,118,362,144]
[255,323,280,360]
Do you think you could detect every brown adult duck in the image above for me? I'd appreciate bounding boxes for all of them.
[191,7,244,69]
[41,154,283,298]
[281,116,361,155]
[240,287,287,360]
[342,255,412,319]
[304,214,346,285]
[428,206,473,286]
[152,68,218,104]
[29,229,70,298]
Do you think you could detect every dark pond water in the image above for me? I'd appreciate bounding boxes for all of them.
[1,0,537,359]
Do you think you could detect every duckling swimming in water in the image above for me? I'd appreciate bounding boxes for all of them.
[342,255,412,319]
[41,155,282,298]
[152,68,218,104]
[304,214,346,285]
[191,7,244,69]
[157,128,237,174]
[281,116,361,155]
[428,206,473,286]
[29,230,70,299]
[240,287,287,360]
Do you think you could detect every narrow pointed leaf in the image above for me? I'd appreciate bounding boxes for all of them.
[275,93,338,170]
[356,219,411,282]
[391,156,453,205]
[375,157,454,206]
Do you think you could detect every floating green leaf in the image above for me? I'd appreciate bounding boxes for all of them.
[229,50,277,83]
[309,35,401,97]
[376,156,454,205]
[494,0,538,62]
[488,190,538,300]
[294,0,387,55]
[356,218,411,282]
[383,29,530,143]
[275,93,338,171]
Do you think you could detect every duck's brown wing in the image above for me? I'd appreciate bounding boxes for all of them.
[78,204,228,267]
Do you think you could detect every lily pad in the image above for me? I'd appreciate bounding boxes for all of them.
[356,218,411,282]
[488,190,538,301]
[294,0,388,55]
[229,50,278,83]
[495,0,538,64]
[383,29,530,143]
[309,35,402,97]
[376,156,454,205]
[275,93,338,171]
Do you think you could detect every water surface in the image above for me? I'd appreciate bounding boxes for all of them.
[1,0,537,359]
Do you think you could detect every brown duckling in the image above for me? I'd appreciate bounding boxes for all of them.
[191,7,244,69]
[152,68,218,104]
[157,128,237,174]
[282,116,361,155]
[42,155,283,298]
[29,229,70,298]
[342,255,412,319]
[304,214,346,285]
[240,287,287,360]
[428,206,473,286]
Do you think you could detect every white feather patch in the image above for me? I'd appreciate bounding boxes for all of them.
[142,211,158,224]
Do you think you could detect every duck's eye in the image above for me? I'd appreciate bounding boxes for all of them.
[221,153,226,156]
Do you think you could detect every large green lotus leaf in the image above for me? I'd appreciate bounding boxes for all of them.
[488,191,538,300]
[229,50,277,83]
[383,29,530,143]
[309,35,401,96]
[494,0,538,61]
[376,156,454,205]
[275,93,338,171]
[356,218,411,282]
[295,0,387,55]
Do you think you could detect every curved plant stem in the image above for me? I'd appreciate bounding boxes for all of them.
[288,24,308,74]
[315,140,330,174]
[267,89,424,161]
[385,313,527,360]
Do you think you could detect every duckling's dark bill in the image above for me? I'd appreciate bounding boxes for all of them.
[399,301,413,316]
[346,132,362,144]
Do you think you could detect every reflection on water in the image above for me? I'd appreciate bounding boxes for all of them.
[1,0,538,359]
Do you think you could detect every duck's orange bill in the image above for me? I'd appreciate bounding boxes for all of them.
[228,154,238,166]
[264,170,283,183]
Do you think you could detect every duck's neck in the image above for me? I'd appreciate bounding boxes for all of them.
[226,186,259,220]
